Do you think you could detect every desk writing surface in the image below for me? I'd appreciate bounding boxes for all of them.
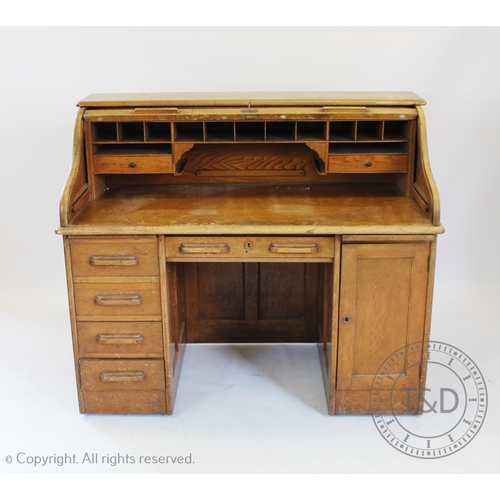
[63,183,442,235]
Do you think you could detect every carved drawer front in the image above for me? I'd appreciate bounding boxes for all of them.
[327,153,408,173]
[165,236,334,262]
[70,237,159,278]
[79,359,166,414]
[74,282,161,319]
[93,154,173,174]
[77,322,163,358]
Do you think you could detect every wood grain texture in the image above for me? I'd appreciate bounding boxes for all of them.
[63,236,85,413]
[80,359,166,414]
[326,235,342,414]
[418,237,438,414]
[336,242,429,392]
[184,262,319,343]
[328,153,408,173]
[84,107,419,122]
[413,106,441,225]
[77,321,163,358]
[59,93,441,415]
[335,390,420,415]
[80,359,165,391]
[158,235,173,413]
[70,236,159,277]
[166,261,186,412]
[165,236,334,262]
[78,91,426,107]
[74,282,161,318]
[60,108,89,226]
[82,390,166,414]
[57,184,443,236]
[93,153,173,174]
[180,143,315,173]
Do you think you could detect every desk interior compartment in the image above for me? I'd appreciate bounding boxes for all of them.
[118,122,145,142]
[92,122,118,143]
[297,121,326,141]
[145,122,172,142]
[265,121,295,141]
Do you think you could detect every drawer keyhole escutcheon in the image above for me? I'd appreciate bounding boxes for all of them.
[244,241,253,250]
[129,162,136,168]
[343,315,350,323]
[364,161,372,167]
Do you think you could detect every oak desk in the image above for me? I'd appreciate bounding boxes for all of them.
[57,92,443,415]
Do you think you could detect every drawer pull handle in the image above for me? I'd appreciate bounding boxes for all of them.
[129,162,136,168]
[364,161,372,167]
[94,294,142,306]
[89,255,139,266]
[96,334,144,345]
[269,243,319,254]
[179,243,230,254]
[134,107,178,114]
[322,106,367,112]
[99,371,146,383]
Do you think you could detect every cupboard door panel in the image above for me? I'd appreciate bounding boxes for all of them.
[337,242,429,392]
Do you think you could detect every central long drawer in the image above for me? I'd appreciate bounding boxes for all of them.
[165,236,334,262]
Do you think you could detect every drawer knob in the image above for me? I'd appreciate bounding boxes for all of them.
[364,160,372,167]
[129,162,136,168]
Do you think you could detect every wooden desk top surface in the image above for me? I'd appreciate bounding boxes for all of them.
[78,92,426,108]
[58,183,442,236]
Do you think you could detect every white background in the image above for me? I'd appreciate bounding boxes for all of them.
[0,27,499,475]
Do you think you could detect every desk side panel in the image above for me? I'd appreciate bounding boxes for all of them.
[413,106,441,226]
[63,236,86,413]
[60,109,91,227]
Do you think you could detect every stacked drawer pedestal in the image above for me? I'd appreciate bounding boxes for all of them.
[67,236,167,414]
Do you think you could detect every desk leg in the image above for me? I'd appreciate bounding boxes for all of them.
[160,236,187,414]
[318,235,341,415]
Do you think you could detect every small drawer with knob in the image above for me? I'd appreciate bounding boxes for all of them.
[93,151,173,174]
[327,153,408,174]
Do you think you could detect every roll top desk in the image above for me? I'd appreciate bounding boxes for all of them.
[57,92,443,415]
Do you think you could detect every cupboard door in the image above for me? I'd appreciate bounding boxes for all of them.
[337,242,429,392]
